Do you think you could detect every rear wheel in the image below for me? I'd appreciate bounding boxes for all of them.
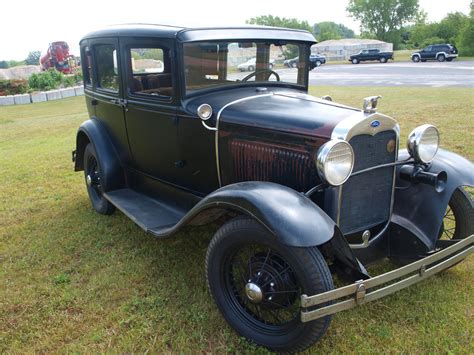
[316,60,322,67]
[83,143,115,215]
[439,187,473,240]
[380,57,387,63]
[205,217,333,352]
[248,65,254,72]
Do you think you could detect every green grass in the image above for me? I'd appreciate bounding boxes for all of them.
[1,89,473,353]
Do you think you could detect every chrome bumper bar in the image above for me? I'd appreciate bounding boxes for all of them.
[301,234,474,322]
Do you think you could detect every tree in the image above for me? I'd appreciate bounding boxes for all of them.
[347,0,420,44]
[457,2,474,55]
[0,61,8,69]
[246,15,312,33]
[313,22,355,41]
[25,51,41,65]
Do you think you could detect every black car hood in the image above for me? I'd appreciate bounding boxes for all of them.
[184,88,362,139]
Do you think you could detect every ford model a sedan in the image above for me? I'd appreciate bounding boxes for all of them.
[73,24,473,352]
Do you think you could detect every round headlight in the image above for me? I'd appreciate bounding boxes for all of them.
[197,104,213,120]
[407,124,440,163]
[316,140,354,186]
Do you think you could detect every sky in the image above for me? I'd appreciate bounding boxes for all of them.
[0,0,471,61]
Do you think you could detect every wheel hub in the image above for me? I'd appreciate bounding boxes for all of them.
[245,282,263,303]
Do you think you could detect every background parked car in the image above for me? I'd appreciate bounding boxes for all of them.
[310,54,326,68]
[285,54,326,69]
[237,57,275,71]
[349,49,394,64]
[411,44,458,62]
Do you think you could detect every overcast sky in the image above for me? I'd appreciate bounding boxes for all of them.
[0,0,471,60]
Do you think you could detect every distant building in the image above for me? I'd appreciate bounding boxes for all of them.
[312,39,393,61]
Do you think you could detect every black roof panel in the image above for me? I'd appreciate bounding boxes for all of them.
[81,23,316,44]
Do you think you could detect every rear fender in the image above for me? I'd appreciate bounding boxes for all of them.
[391,149,473,255]
[74,119,125,192]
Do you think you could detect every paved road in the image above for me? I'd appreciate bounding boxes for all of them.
[279,61,474,88]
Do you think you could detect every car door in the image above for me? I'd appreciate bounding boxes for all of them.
[120,38,183,186]
[90,38,132,163]
[423,46,434,60]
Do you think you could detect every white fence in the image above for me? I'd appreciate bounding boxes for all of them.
[0,86,84,106]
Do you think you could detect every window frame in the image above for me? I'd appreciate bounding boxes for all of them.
[93,43,120,94]
[180,40,310,98]
[123,41,175,104]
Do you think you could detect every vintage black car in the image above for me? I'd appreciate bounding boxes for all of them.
[411,44,458,62]
[73,24,473,352]
[349,48,394,64]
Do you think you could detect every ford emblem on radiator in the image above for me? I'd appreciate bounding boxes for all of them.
[370,120,381,128]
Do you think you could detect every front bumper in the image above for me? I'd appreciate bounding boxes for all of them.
[300,234,473,322]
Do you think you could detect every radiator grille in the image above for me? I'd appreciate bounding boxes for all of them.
[339,131,397,234]
[229,140,316,192]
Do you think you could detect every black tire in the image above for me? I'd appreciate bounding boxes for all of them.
[380,57,387,63]
[437,54,446,62]
[248,65,254,72]
[446,58,454,62]
[83,143,115,215]
[205,217,333,352]
[412,56,420,63]
[439,187,473,240]
[268,63,274,69]
[291,62,297,68]
[352,58,359,64]
[316,60,322,67]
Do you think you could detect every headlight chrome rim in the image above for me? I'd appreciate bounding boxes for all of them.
[407,124,440,163]
[316,140,355,186]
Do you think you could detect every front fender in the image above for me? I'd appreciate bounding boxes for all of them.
[392,148,473,252]
[181,181,337,248]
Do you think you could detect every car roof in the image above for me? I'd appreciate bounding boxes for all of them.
[80,23,317,44]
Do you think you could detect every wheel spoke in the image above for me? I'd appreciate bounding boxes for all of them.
[256,248,271,282]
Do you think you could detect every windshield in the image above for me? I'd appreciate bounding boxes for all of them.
[183,40,308,95]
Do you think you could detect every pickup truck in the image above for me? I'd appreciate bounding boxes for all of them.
[349,49,394,64]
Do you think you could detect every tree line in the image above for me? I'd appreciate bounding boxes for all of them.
[247,0,474,54]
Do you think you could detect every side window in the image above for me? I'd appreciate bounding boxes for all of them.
[82,46,93,86]
[128,47,173,98]
[426,46,433,52]
[95,44,119,92]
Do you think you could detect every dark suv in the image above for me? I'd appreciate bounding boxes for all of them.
[73,24,473,352]
[412,44,458,62]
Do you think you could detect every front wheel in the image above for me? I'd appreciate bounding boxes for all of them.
[412,56,420,62]
[439,187,473,240]
[437,54,446,62]
[352,58,359,64]
[316,60,322,67]
[205,217,333,352]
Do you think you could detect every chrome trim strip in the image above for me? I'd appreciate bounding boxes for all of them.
[331,112,400,243]
[214,93,274,186]
[350,159,413,177]
[300,234,474,322]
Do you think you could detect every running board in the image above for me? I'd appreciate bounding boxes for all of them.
[104,189,186,235]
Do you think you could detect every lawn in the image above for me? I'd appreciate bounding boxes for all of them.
[1,88,473,353]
